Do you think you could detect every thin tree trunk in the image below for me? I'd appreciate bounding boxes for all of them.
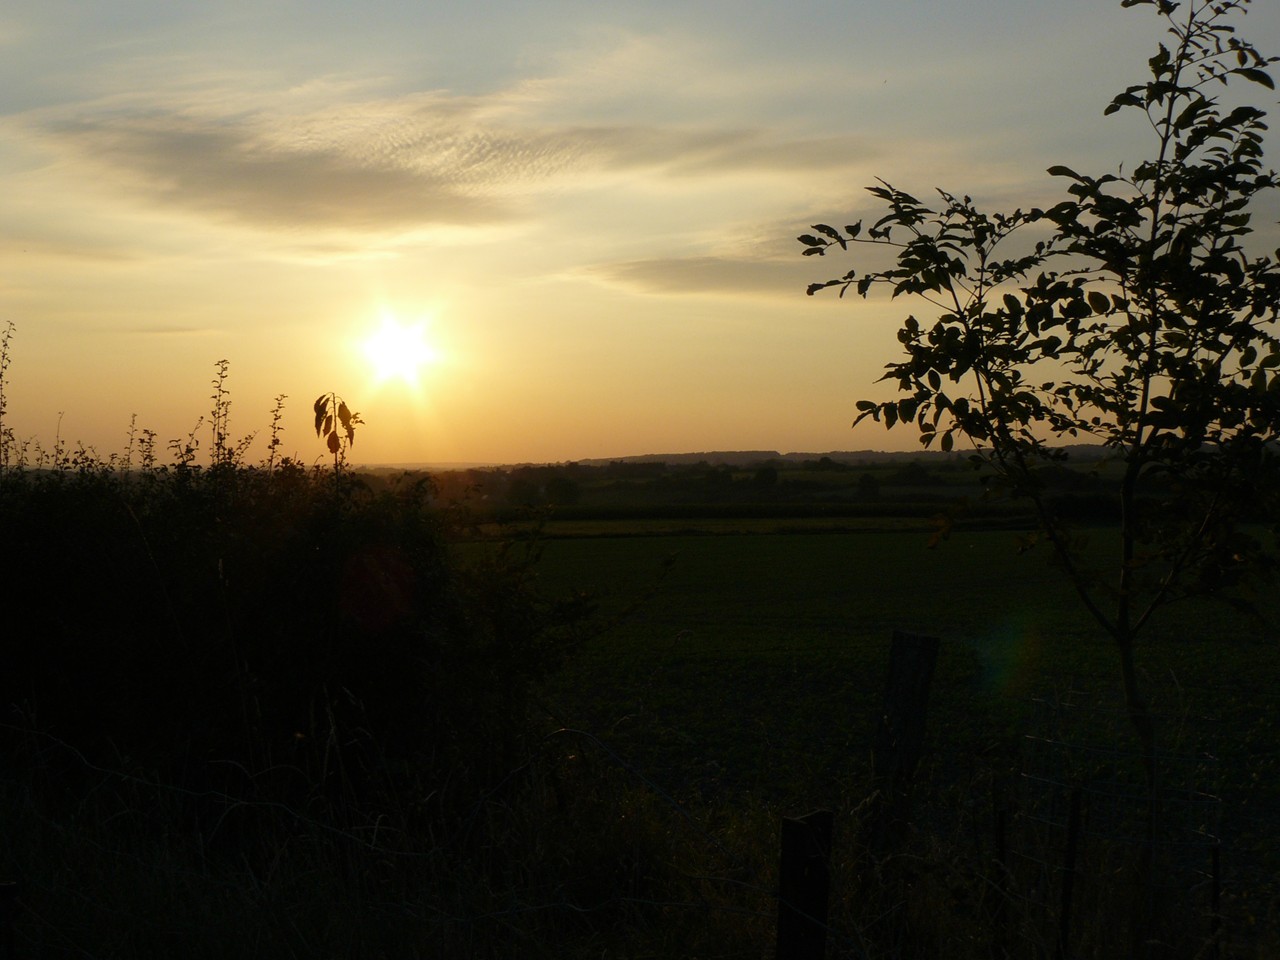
[1117,633,1158,960]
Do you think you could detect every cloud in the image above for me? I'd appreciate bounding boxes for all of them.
[585,253,818,299]
[123,324,210,336]
[0,232,140,263]
[28,88,879,238]
[544,126,876,179]
[44,111,507,231]
[664,135,879,176]
[580,206,918,301]
[3,16,901,245]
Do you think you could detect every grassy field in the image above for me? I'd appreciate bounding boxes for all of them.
[5,461,1277,957]
[519,521,1280,946]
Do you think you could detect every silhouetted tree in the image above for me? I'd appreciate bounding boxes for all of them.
[702,465,734,501]
[752,464,779,490]
[545,473,581,506]
[802,0,1280,935]
[887,461,938,487]
[506,467,541,507]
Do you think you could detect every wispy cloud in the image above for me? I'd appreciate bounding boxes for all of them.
[122,324,211,336]
[26,90,880,237]
[0,232,141,263]
[43,111,506,231]
[12,8,892,246]
[585,253,816,299]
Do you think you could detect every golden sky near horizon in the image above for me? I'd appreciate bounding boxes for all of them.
[2,0,1278,466]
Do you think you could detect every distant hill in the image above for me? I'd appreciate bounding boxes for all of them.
[576,450,783,467]
[366,444,1112,472]
[577,445,1111,468]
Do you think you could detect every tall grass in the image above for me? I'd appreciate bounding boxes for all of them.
[0,348,614,957]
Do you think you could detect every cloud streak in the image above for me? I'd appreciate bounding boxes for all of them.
[45,111,506,232]
[586,253,817,299]
[28,81,878,237]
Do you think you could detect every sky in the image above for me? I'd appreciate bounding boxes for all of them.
[2,1,1278,466]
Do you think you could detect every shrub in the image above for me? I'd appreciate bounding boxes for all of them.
[0,414,586,825]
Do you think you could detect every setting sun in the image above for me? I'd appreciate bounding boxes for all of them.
[362,314,438,389]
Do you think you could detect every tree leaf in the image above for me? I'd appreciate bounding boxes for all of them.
[812,224,846,249]
[1237,67,1275,89]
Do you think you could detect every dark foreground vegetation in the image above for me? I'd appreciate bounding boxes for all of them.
[423,446,1123,529]
[2,398,1278,957]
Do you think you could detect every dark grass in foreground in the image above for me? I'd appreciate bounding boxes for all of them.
[532,527,1280,953]
[5,491,1279,956]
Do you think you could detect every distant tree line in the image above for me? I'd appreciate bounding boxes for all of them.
[411,452,1129,520]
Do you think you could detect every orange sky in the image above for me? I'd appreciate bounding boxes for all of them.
[2,1,1278,465]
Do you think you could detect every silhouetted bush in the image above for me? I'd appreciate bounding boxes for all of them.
[0,458,587,818]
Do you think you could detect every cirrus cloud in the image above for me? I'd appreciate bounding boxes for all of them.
[26,81,880,237]
[43,111,506,232]
[584,253,817,299]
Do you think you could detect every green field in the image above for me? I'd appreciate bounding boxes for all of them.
[523,523,1280,905]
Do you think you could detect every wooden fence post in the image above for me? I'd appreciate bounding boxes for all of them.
[1057,786,1084,960]
[776,810,834,960]
[1209,846,1221,960]
[865,631,940,857]
[990,791,1011,960]
[0,882,16,960]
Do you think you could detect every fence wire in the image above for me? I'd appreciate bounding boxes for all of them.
[1000,680,1226,957]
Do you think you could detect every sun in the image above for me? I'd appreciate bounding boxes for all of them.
[362,314,438,389]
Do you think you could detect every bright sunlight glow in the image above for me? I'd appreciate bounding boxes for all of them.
[362,314,439,389]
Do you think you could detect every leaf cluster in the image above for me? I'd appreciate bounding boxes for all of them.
[314,392,362,456]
